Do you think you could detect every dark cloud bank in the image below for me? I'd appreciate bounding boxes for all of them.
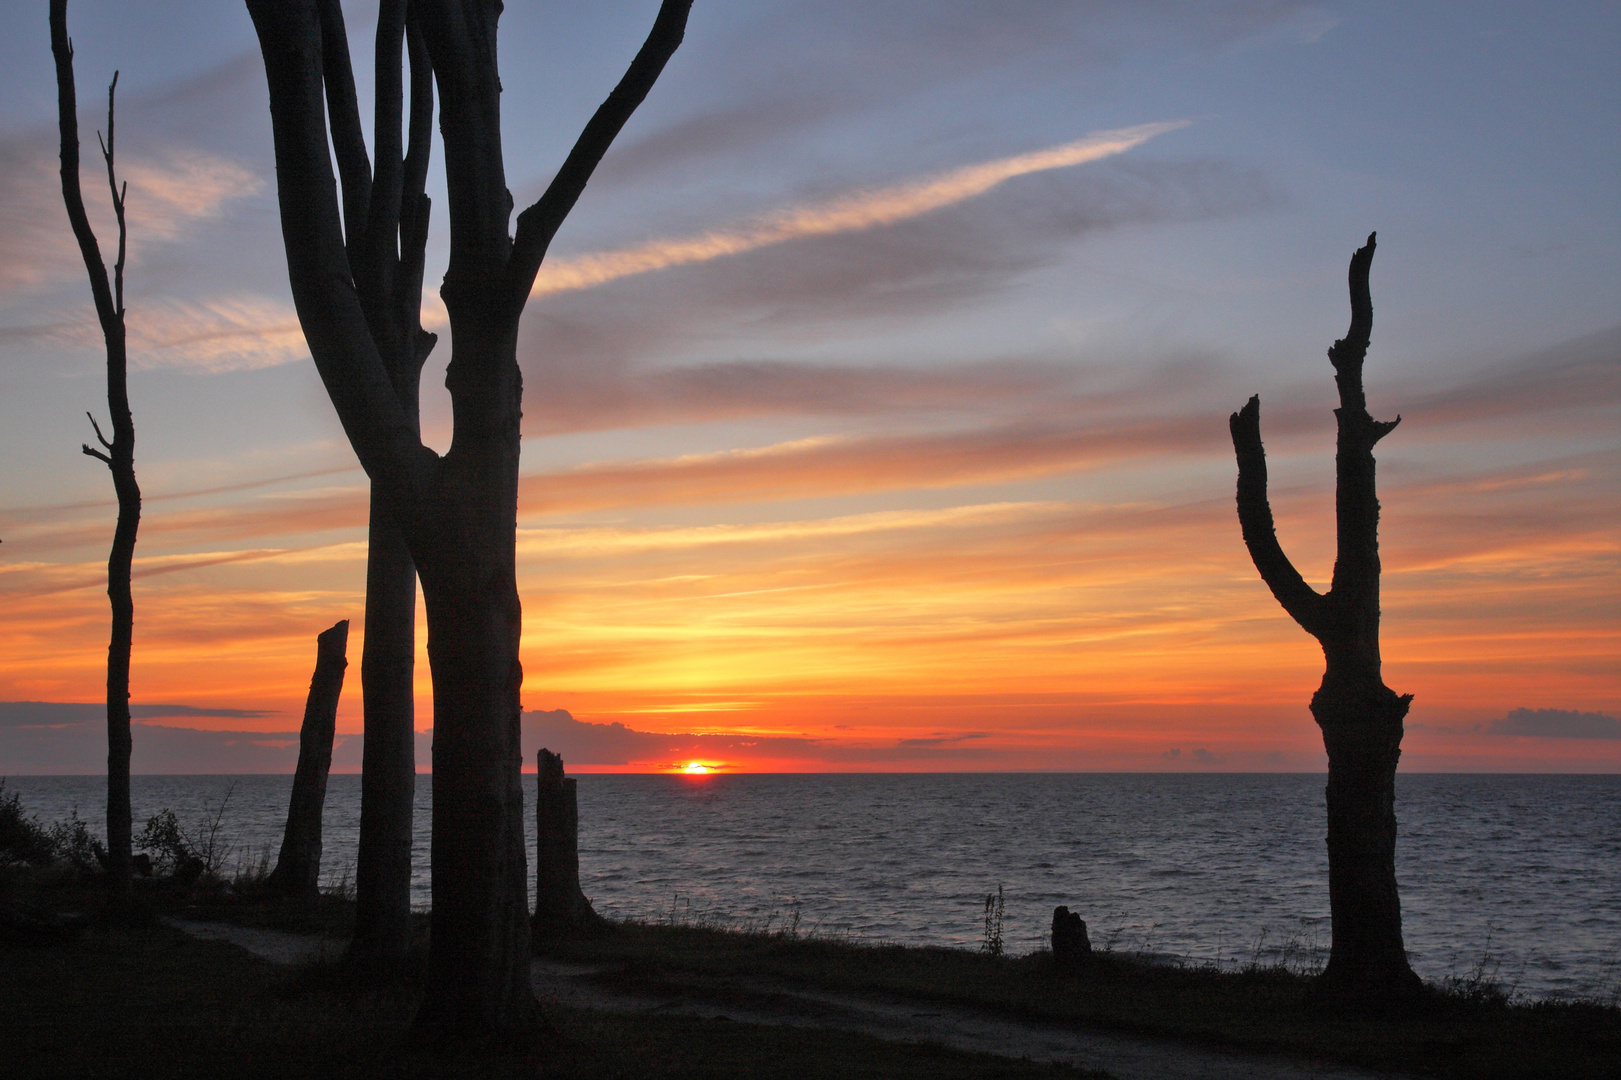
[9,702,1616,774]
[1490,708,1621,740]
[0,704,996,774]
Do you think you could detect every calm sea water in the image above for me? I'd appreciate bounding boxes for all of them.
[6,773,1617,1001]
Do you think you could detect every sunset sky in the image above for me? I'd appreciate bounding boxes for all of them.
[1,0,1616,773]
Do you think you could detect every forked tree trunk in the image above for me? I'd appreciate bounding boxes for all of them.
[267,621,349,900]
[51,0,141,915]
[245,0,690,1049]
[349,10,435,967]
[533,749,602,943]
[1229,233,1421,1001]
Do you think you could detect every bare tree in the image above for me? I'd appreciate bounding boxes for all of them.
[51,0,141,914]
[244,0,692,1047]
[1229,233,1421,1000]
[343,4,437,969]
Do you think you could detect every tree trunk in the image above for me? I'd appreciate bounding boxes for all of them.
[414,504,539,1044]
[350,500,418,961]
[267,620,349,901]
[533,749,602,943]
[102,454,137,909]
[51,0,141,916]
[1314,682,1415,997]
[348,10,433,967]
[1229,234,1421,1001]
[245,0,690,1049]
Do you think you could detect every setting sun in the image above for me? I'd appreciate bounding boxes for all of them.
[681,762,712,775]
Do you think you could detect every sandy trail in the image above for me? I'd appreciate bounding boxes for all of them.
[171,920,1401,1080]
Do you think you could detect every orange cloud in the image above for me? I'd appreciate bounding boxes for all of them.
[0,137,259,295]
[530,123,1187,297]
[519,413,1218,515]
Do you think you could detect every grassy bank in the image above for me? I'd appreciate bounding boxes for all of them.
[1,863,1101,1078]
[0,921,1096,1079]
[541,923,1618,1080]
[4,860,1615,1079]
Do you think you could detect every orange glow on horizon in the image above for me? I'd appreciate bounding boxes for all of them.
[0,392,1614,774]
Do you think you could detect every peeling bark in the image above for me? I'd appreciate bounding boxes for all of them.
[1229,234,1421,1001]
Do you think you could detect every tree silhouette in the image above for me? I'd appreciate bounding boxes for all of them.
[266,621,349,901]
[1229,233,1421,1000]
[245,0,691,1047]
[332,2,437,969]
[51,0,141,915]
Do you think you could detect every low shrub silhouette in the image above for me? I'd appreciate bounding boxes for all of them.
[0,781,58,868]
[0,781,107,871]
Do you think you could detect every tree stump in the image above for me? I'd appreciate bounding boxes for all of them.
[266,620,349,900]
[1052,906,1091,967]
[532,749,603,944]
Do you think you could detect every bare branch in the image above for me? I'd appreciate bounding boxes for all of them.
[82,443,113,465]
[505,0,693,316]
[246,0,434,496]
[102,73,127,316]
[86,410,113,450]
[316,0,372,256]
[1328,236,1387,602]
[402,18,433,206]
[359,0,407,296]
[394,18,434,362]
[50,0,118,339]
[1328,232,1376,414]
[1230,395,1328,638]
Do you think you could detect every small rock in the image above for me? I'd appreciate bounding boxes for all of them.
[1052,905,1091,967]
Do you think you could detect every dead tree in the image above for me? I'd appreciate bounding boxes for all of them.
[51,0,142,913]
[266,621,349,900]
[345,6,437,969]
[1229,233,1421,1000]
[244,0,691,1047]
[532,749,603,943]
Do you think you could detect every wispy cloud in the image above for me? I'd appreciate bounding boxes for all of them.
[519,413,1216,515]
[526,357,1078,434]
[531,123,1188,298]
[125,294,306,372]
[119,151,261,240]
[0,140,259,295]
[12,293,308,373]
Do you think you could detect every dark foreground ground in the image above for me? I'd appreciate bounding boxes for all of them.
[1,867,1615,1079]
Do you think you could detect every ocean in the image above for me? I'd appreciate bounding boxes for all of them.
[6,772,1617,1002]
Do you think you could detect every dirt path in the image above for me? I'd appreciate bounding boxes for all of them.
[171,920,1401,1080]
[531,958,1398,1080]
[169,918,346,966]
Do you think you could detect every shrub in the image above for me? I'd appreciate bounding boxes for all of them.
[136,808,190,875]
[982,884,1005,957]
[135,783,239,883]
[0,781,56,867]
[46,808,107,870]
